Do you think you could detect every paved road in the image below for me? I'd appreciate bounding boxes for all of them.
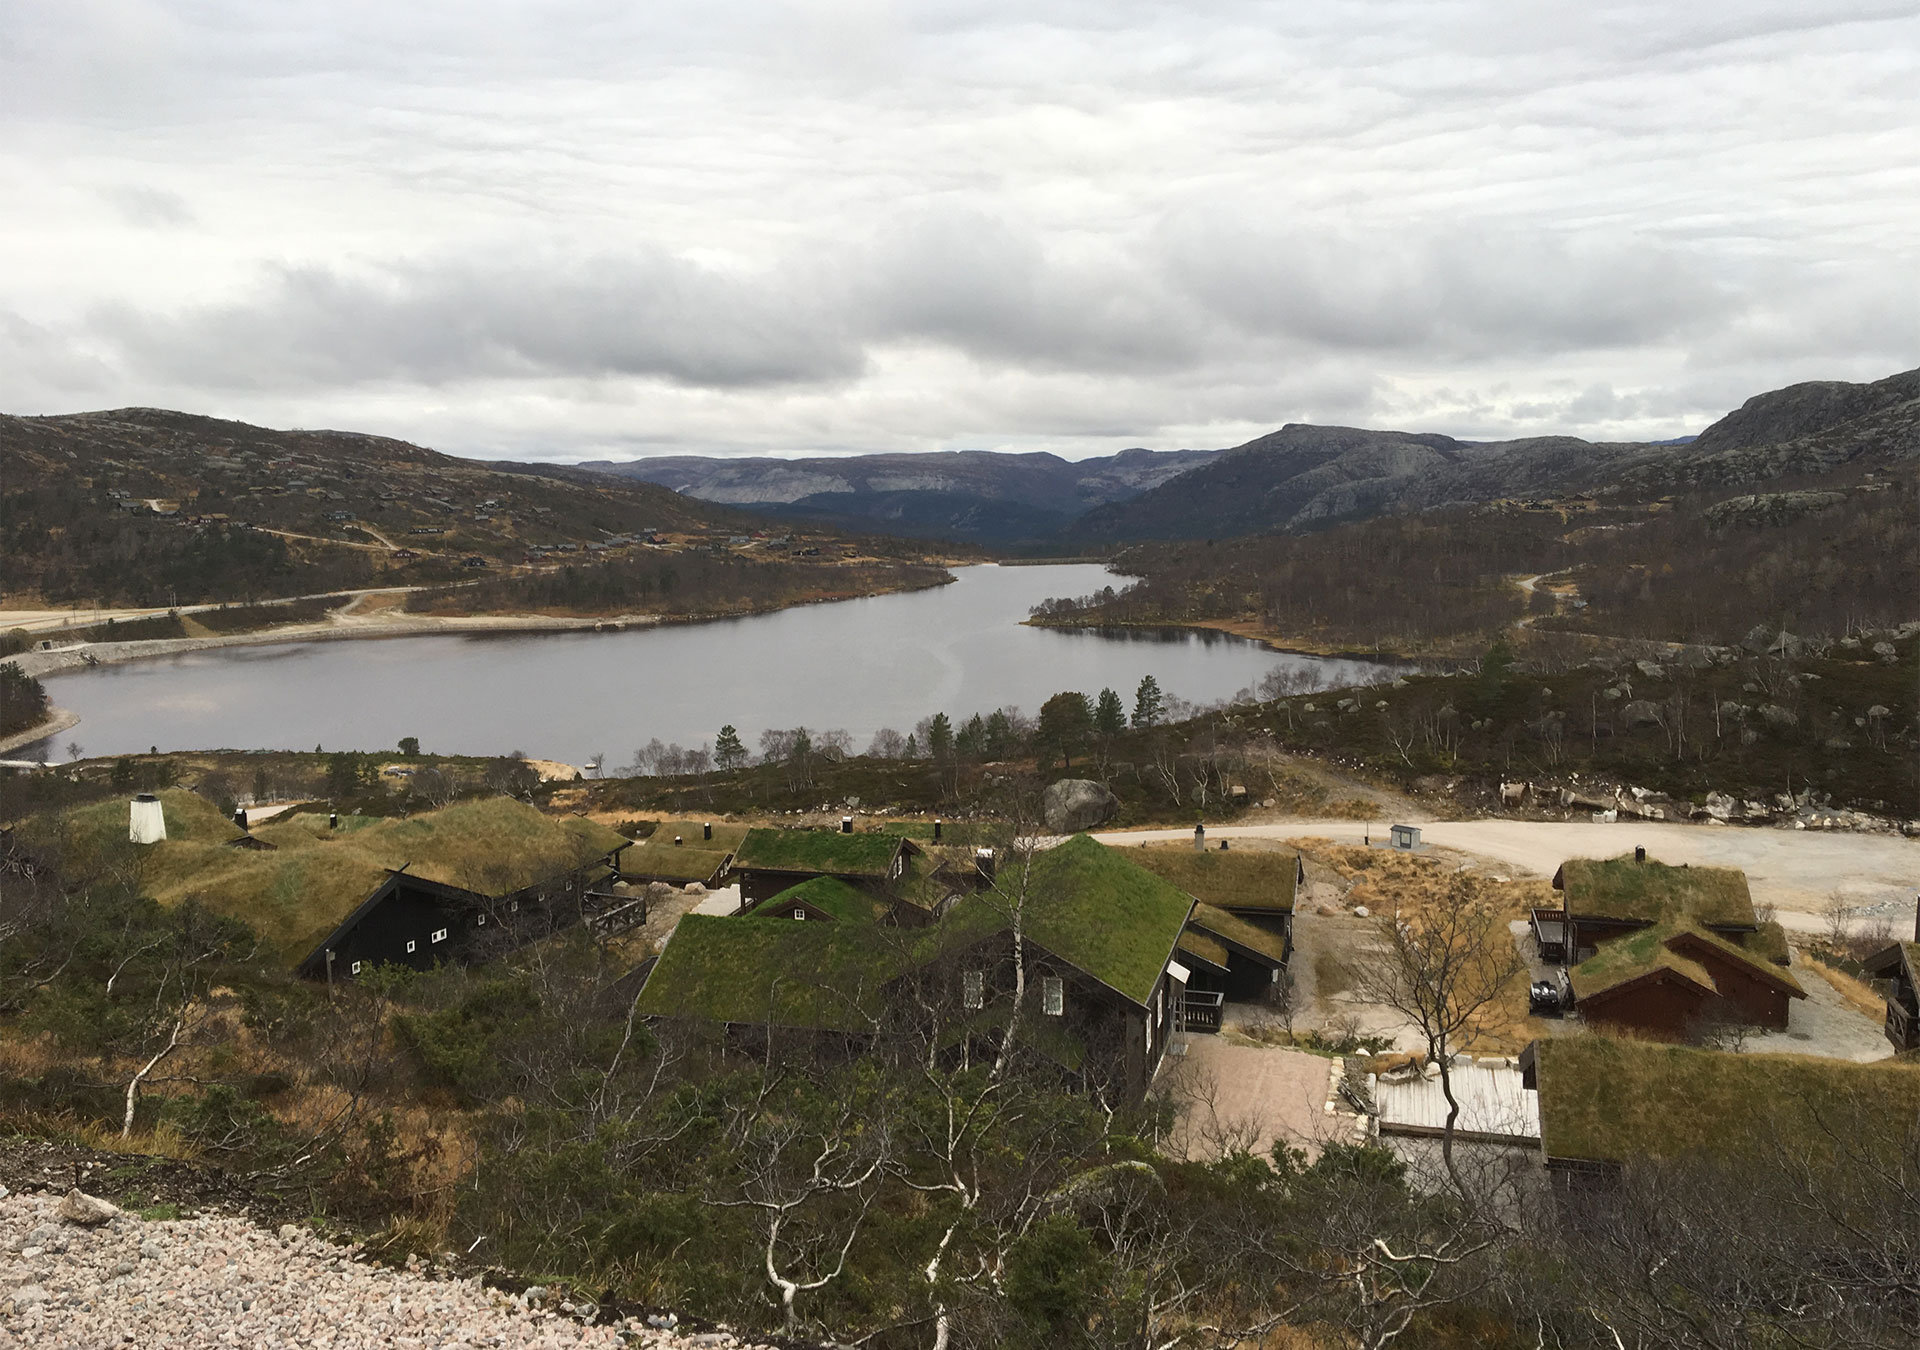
[1094,818,1918,930]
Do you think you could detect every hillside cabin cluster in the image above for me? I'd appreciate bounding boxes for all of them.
[1531,851,1803,1041]
[631,827,1300,1101]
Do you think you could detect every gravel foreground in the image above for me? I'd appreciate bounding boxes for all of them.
[0,1189,780,1350]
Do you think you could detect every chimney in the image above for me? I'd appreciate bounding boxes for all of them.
[841,816,854,834]
[703,822,713,841]
[975,847,996,884]
[673,834,683,846]
[329,810,339,830]
[129,794,166,845]
[1193,823,1206,852]
[1912,896,1919,945]
[233,805,248,830]
[1634,845,1646,864]
[932,819,942,843]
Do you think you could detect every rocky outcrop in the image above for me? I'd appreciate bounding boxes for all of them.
[1042,779,1118,834]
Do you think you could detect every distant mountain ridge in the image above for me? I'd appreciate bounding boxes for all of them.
[575,447,1218,545]
[1066,366,1920,544]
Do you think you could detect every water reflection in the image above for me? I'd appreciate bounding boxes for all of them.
[39,565,1403,764]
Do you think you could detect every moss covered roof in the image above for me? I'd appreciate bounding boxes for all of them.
[1018,835,1195,1006]
[1175,931,1231,972]
[746,877,888,924]
[27,791,627,964]
[631,915,913,1029]
[1186,903,1289,965]
[1568,924,1716,1001]
[636,835,1193,1032]
[1127,846,1298,913]
[620,823,744,883]
[1533,1037,1920,1165]
[1556,856,1755,927]
[733,828,915,877]
[1569,920,1804,1003]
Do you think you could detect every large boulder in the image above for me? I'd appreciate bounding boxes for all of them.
[1043,779,1118,834]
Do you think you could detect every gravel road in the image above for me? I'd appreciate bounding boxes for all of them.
[0,1190,776,1350]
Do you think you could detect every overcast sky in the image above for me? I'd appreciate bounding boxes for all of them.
[3,2,1917,462]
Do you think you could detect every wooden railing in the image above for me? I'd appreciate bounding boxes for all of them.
[1181,990,1225,1034]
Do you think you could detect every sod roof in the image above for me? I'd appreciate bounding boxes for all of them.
[1018,835,1195,1007]
[1555,856,1755,927]
[1175,930,1232,972]
[1569,921,1804,1003]
[732,828,915,877]
[620,823,745,883]
[1186,903,1290,965]
[631,914,909,1029]
[1568,924,1716,1002]
[747,877,888,924]
[32,792,627,964]
[1126,846,1299,913]
[1532,1036,1920,1165]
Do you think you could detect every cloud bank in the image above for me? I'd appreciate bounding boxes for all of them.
[2,0,1916,458]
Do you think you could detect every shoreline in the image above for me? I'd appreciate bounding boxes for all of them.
[0,706,78,758]
[1026,614,1439,667]
[3,570,962,683]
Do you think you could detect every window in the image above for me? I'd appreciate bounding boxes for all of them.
[350,961,362,976]
[405,940,416,954]
[509,900,519,913]
[793,908,806,921]
[431,928,448,944]
[963,971,984,1010]
[476,913,486,926]
[1042,976,1064,1017]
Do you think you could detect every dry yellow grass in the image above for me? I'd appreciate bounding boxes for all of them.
[1288,837,1550,1054]
[1802,953,1891,1019]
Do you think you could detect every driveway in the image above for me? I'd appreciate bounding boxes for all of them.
[1094,819,1919,932]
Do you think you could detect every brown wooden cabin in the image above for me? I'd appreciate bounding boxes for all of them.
[1551,855,1802,1042]
[1862,930,1920,1052]
[294,859,613,982]
[1176,903,1289,1005]
[728,828,938,924]
[635,835,1194,1103]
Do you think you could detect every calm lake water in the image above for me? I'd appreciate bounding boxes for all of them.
[40,564,1398,765]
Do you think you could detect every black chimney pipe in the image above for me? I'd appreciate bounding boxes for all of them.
[841,816,853,834]
[932,819,942,843]
[1634,845,1646,863]
[703,822,712,841]
[233,806,247,830]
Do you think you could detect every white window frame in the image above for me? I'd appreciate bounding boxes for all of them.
[350,961,362,976]
[405,940,416,954]
[963,970,985,1010]
[793,908,806,921]
[1042,976,1064,1017]
[476,913,486,926]
[431,927,448,944]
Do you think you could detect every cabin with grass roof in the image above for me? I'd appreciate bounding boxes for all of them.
[19,788,631,981]
[636,835,1196,1100]
[1520,1036,1920,1198]
[1547,854,1802,1041]
[728,826,933,918]
[618,821,745,889]
[1862,918,1920,1051]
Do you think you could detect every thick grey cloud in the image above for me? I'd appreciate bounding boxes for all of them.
[2,0,1916,458]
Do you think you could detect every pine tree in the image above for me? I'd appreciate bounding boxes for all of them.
[1132,675,1165,730]
[714,724,748,771]
[1094,687,1126,737]
[1037,691,1094,771]
[927,713,954,763]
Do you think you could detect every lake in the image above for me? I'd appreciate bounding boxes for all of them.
[39,564,1400,765]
